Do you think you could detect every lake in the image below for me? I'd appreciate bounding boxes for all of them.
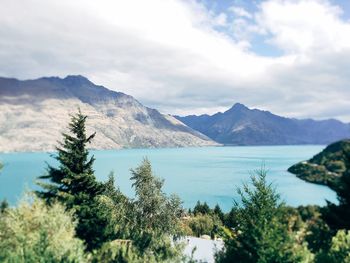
[0,145,337,211]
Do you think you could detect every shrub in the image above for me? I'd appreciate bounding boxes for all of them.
[0,197,87,262]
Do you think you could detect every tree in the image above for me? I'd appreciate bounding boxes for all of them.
[214,204,225,222]
[187,213,222,238]
[316,230,350,263]
[36,110,115,250]
[324,153,350,230]
[36,109,102,205]
[129,158,184,261]
[0,199,8,213]
[0,197,87,262]
[215,169,313,263]
[193,201,210,215]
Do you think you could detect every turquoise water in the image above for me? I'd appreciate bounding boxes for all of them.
[0,146,337,211]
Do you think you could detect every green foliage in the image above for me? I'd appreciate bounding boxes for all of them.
[187,213,222,238]
[0,199,9,213]
[193,201,210,215]
[215,169,314,263]
[316,230,350,263]
[288,139,350,189]
[0,197,87,263]
[130,158,183,235]
[213,204,225,222]
[292,206,332,253]
[92,240,142,263]
[36,110,116,250]
[224,207,239,229]
[324,152,350,230]
[93,239,187,263]
[128,158,185,262]
[36,109,102,206]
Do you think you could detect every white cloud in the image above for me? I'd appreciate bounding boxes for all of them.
[256,0,350,54]
[229,6,253,19]
[0,0,349,121]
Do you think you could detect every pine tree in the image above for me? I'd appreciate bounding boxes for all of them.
[214,204,225,222]
[215,169,313,263]
[193,201,210,215]
[36,109,102,205]
[36,110,113,250]
[0,199,8,213]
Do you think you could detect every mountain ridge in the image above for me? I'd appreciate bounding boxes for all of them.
[0,75,217,152]
[175,103,350,145]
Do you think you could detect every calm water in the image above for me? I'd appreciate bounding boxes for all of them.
[0,146,337,211]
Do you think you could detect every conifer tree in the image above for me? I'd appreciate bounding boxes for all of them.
[214,204,225,222]
[36,110,114,250]
[216,169,313,263]
[36,109,102,205]
[193,201,210,215]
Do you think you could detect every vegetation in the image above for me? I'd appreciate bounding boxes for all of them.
[2,110,350,262]
[323,148,350,230]
[288,139,350,188]
[34,110,185,262]
[215,169,314,263]
[0,197,87,263]
[36,110,115,250]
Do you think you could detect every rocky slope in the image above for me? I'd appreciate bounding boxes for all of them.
[176,103,350,145]
[0,75,216,152]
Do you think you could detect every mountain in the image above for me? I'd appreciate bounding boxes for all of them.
[0,75,216,152]
[288,139,350,189]
[175,103,350,145]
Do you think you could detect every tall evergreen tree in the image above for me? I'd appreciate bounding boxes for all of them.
[36,109,102,205]
[214,204,225,222]
[36,110,114,250]
[216,169,313,263]
[193,201,210,215]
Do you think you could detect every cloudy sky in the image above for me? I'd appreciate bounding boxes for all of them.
[0,0,350,121]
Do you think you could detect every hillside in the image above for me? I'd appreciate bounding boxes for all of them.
[288,139,350,188]
[175,103,350,145]
[0,75,216,152]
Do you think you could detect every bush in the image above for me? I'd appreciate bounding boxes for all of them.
[0,197,87,263]
[316,230,350,263]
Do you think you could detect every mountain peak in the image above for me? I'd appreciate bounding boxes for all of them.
[63,75,91,85]
[226,103,249,112]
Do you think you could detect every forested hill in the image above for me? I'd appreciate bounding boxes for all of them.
[0,75,216,152]
[288,139,350,189]
[175,103,350,145]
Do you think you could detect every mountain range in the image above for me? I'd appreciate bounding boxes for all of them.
[1,75,349,152]
[0,75,216,152]
[175,103,350,145]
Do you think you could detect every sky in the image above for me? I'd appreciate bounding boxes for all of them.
[0,0,349,121]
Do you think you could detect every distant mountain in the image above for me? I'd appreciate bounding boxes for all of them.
[288,139,350,189]
[0,75,216,152]
[175,103,350,145]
